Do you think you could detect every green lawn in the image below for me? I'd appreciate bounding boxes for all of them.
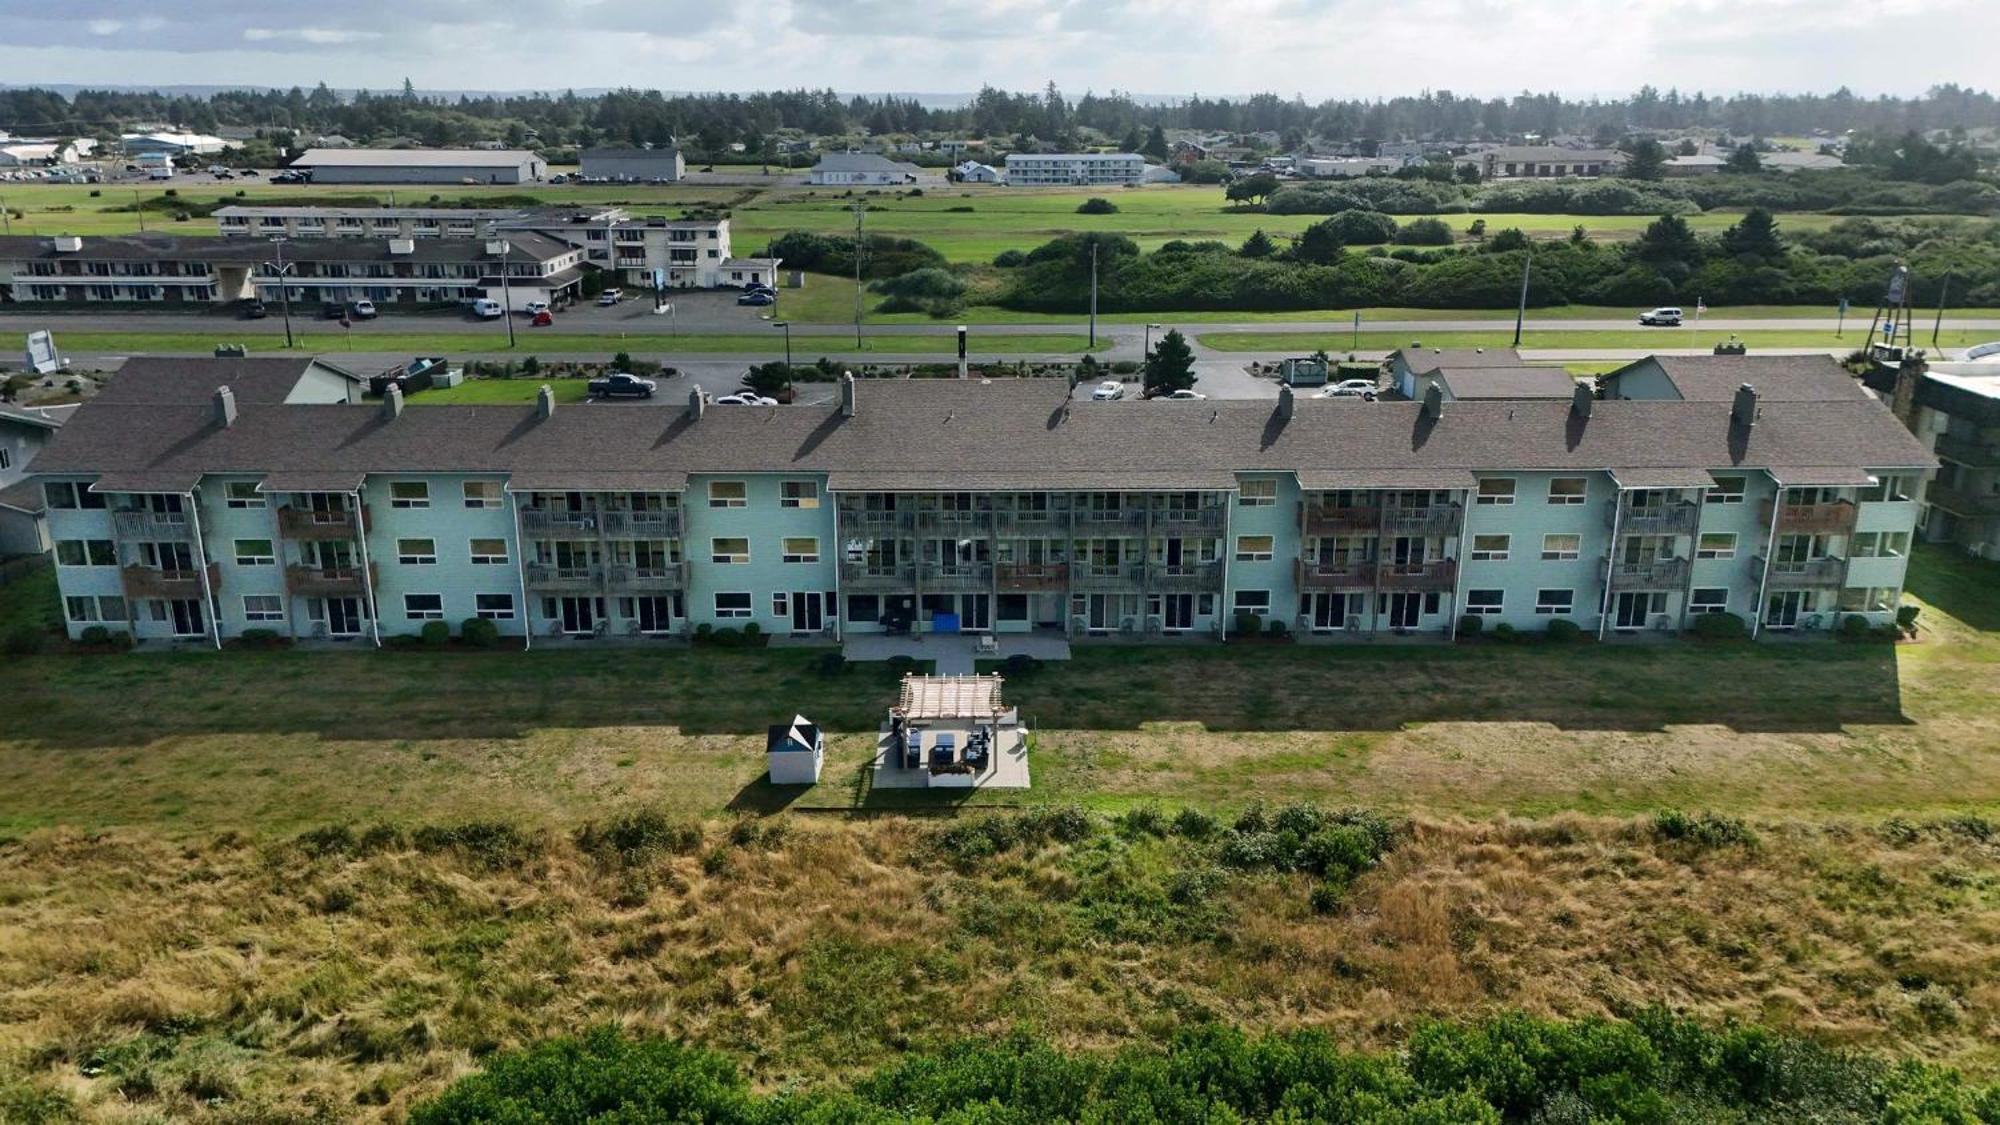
[42,329,1103,356]
[1199,326,1992,352]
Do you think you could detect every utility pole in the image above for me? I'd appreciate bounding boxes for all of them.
[1088,241,1099,349]
[134,189,145,233]
[852,200,865,347]
[496,239,516,348]
[264,237,296,350]
[1511,247,1532,348]
[1933,271,1952,349]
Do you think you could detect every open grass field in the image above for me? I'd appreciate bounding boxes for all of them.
[0,549,1995,1117]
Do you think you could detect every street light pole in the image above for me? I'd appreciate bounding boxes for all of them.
[775,320,792,370]
[1144,322,1161,360]
[496,239,516,348]
[263,237,296,350]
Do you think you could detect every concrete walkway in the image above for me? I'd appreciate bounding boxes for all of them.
[842,632,1071,674]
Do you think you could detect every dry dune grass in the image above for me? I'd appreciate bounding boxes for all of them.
[2,811,1997,1121]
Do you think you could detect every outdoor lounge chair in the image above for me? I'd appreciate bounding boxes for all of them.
[966,731,990,770]
[901,729,922,770]
[931,732,957,768]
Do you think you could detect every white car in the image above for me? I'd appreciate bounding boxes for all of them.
[1161,389,1207,400]
[521,300,551,316]
[596,289,623,306]
[1638,306,1684,326]
[470,298,504,319]
[1090,380,1125,401]
[713,393,778,406]
[1319,379,1378,400]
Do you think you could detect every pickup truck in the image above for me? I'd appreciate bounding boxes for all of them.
[588,372,658,399]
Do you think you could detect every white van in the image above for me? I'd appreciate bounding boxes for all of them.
[470,298,504,319]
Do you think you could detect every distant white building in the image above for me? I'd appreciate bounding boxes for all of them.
[1002,152,1146,187]
[291,148,547,185]
[1296,156,1402,178]
[121,132,229,157]
[953,160,1001,184]
[580,147,686,183]
[808,152,920,186]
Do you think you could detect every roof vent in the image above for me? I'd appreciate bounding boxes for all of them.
[840,372,857,418]
[1276,383,1295,421]
[1570,380,1593,418]
[1422,382,1445,421]
[387,237,416,255]
[213,385,237,428]
[536,384,555,419]
[52,234,83,253]
[1731,382,1759,428]
[687,385,705,422]
[485,239,511,256]
[381,383,404,420]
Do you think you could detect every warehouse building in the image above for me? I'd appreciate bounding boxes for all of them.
[289,148,548,185]
[579,147,685,182]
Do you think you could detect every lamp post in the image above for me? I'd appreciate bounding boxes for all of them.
[495,239,516,348]
[1144,322,1162,360]
[262,237,296,350]
[774,320,792,370]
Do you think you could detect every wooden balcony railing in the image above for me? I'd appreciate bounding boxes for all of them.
[284,563,371,597]
[1302,502,1381,536]
[1611,500,1699,536]
[1605,556,1691,590]
[1758,556,1847,588]
[1380,504,1461,537]
[523,563,606,592]
[1376,559,1457,590]
[1070,562,1145,589]
[1296,557,1375,589]
[121,563,218,600]
[111,509,193,539]
[1761,498,1857,535]
[276,505,367,540]
[839,561,916,590]
[606,562,687,591]
[995,563,1068,591]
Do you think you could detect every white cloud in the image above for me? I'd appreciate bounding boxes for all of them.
[241,26,383,45]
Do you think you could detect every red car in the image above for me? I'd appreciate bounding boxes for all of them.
[531,310,554,327]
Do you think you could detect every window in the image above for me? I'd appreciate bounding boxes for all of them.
[0,449,8,471]
[56,539,116,567]
[1837,587,1897,612]
[847,595,881,623]
[1696,533,1736,560]
[772,592,790,617]
[1239,479,1277,507]
[708,480,747,508]
[1540,534,1581,561]
[463,481,504,509]
[1850,531,1909,558]
[1466,589,1504,615]
[389,481,430,509]
[781,537,820,563]
[1858,475,1914,503]
[225,481,265,508]
[1535,588,1575,615]
[233,538,276,566]
[1707,476,1746,504]
[475,593,516,620]
[711,537,749,564]
[1232,590,1272,617]
[242,595,284,622]
[1476,478,1516,506]
[1470,534,1510,561]
[780,480,819,508]
[403,594,444,620]
[714,592,752,618]
[65,596,102,622]
[44,481,78,509]
[1547,477,1587,505]
[469,538,509,565]
[1689,588,1729,615]
[397,538,437,565]
[1234,535,1274,562]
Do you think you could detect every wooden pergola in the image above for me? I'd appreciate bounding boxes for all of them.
[893,673,1006,724]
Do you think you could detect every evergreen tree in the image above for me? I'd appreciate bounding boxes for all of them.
[1721,207,1784,259]
[1724,143,1762,173]
[1141,124,1169,161]
[1635,213,1700,265]
[1239,229,1276,258]
[1621,137,1668,180]
[1143,330,1197,396]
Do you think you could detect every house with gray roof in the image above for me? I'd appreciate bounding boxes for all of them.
[807,153,921,186]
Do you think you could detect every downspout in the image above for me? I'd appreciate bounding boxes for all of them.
[351,486,382,648]
[185,485,223,651]
[1216,487,1235,641]
[1678,489,1707,634]
[1597,489,1625,641]
[1750,476,1784,640]
[510,488,532,651]
[831,489,846,643]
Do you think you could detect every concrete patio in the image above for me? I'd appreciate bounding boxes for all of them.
[870,721,1031,790]
[842,632,1071,675]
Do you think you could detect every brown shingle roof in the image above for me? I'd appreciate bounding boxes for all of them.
[1606,355,1873,402]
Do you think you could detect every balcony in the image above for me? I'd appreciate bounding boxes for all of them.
[121,563,218,600]
[602,509,683,538]
[285,563,370,597]
[1146,560,1223,591]
[523,563,606,592]
[838,508,916,533]
[521,508,601,534]
[1605,555,1690,591]
[1761,498,1857,535]
[1073,509,1148,535]
[840,561,916,591]
[1934,433,2000,469]
[277,505,367,540]
[1152,507,1228,536]
[1376,559,1457,590]
[607,562,687,592]
[1380,504,1460,537]
[1757,556,1847,589]
[921,561,994,591]
[1924,479,2000,517]
[996,563,1068,592]
[1611,500,1699,536]
[993,509,1069,537]
[1071,562,1144,590]
[1296,557,1374,590]
[112,509,194,539]
[1302,502,1381,536]
[917,509,994,533]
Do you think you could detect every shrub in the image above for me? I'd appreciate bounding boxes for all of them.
[420,620,452,648]
[1171,807,1218,839]
[1265,617,1290,638]
[1309,880,1347,914]
[234,628,289,650]
[1394,216,1455,245]
[1076,197,1119,214]
[1652,809,1757,849]
[1491,621,1518,643]
[886,655,919,676]
[1116,806,1168,837]
[1689,612,1747,640]
[1840,613,1872,639]
[78,625,115,647]
[1232,612,1263,638]
[1000,653,1040,677]
[993,248,1026,267]
[575,810,701,865]
[460,617,500,648]
[1457,614,1484,637]
[410,821,538,868]
[1545,618,1583,642]
[1896,604,1921,634]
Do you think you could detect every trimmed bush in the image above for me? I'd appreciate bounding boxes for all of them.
[460,617,500,648]
[235,628,289,650]
[78,625,115,647]
[1076,197,1119,214]
[1232,612,1263,638]
[1545,618,1583,642]
[1265,617,1290,638]
[1000,653,1040,677]
[1839,613,1872,639]
[1689,612,1747,640]
[1457,613,1484,637]
[1652,809,1757,849]
[420,620,452,648]
[1896,604,1921,634]
[1491,621,1518,643]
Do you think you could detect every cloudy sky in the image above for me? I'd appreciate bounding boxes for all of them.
[0,0,1989,100]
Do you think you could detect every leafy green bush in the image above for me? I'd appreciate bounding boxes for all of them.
[1395,216,1455,245]
[1000,653,1040,677]
[1491,621,1519,643]
[1457,614,1484,637]
[575,810,702,865]
[886,655,918,676]
[1076,197,1119,214]
[1652,809,1757,849]
[1896,604,1921,634]
[1840,613,1872,639]
[1171,807,1218,839]
[460,617,500,648]
[1545,618,1583,642]
[992,248,1026,267]
[1689,612,1747,640]
[420,620,451,648]
[410,821,539,868]
[1231,612,1263,638]
[78,625,115,647]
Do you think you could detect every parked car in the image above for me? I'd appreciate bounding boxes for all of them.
[713,393,778,406]
[1638,306,1684,326]
[547,173,569,184]
[349,300,377,320]
[587,372,657,399]
[1160,389,1207,400]
[530,310,554,327]
[320,302,345,320]
[1319,378,1379,400]
[596,289,623,306]
[239,169,260,177]
[520,300,551,316]
[1090,380,1125,401]
[743,280,776,294]
[241,300,267,320]
[736,291,776,307]
[213,169,234,180]
[470,298,504,319]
